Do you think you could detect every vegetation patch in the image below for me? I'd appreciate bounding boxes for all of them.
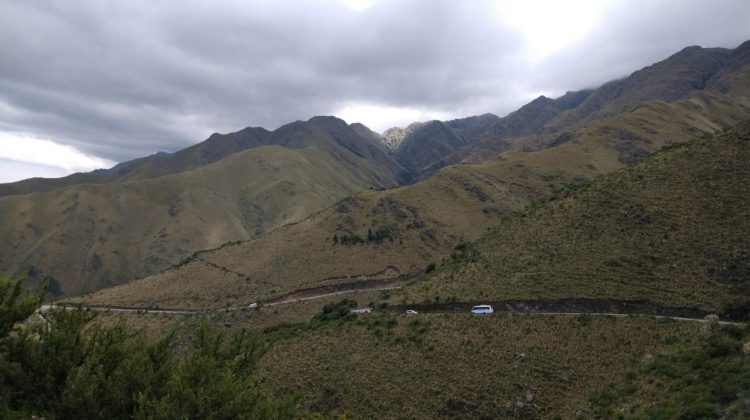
[258,313,701,418]
[333,226,395,245]
[0,279,297,419]
[588,324,750,418]
[392,122,750,311]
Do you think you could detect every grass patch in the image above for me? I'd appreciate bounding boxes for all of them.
[589,324,750,418]
[258,314,701,418]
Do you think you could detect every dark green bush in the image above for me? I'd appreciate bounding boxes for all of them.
[0,285,297,419]
[314,299,358,322]
[589,325,750,419]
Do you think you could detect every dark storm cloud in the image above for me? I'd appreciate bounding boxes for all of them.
[0,0,748,163]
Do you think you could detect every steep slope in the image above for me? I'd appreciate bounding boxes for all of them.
[0,117,404,296]
[382,43,740,179]
[434,94,585,168]
[453,42,747,166]
[272,116,409,184]
[393,120,750,311]
[390,120,469,174]
[548,45,733,130]
[75,80,750,310]
[382,114,500,178]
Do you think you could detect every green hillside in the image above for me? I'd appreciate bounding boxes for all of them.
[254,119,750,419]
[257,312,705,418]
[392,120,750,312]
[74,85,750,311]
[0,127,401,296]
[461,42,750,163]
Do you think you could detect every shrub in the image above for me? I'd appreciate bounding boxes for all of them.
[314,299,358,323]
[0,305,298,419]
[721,299,750,321]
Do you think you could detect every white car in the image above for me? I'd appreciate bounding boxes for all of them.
[405,309,418,315]
[351,307,373,314]
[471,305,493,314]
[248,302,259,310]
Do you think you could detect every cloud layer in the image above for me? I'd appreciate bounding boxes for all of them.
[0,0,748,176]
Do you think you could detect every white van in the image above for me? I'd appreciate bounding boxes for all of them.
[471,305,493,314]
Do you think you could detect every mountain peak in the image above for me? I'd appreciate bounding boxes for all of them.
[380,121,426,152]
[307,115,348,126]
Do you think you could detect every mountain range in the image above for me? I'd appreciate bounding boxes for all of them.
[7,39,750,418]
[69,41,750,308]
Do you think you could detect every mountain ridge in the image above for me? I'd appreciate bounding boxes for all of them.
[6,40,750,299]
[0,118,406,296]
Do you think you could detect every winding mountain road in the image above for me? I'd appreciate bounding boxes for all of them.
[41,287,746,326]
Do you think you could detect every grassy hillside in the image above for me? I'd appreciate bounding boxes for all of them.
[0,126,274,198]
[588,322,750,418]
[0,115,406,198]
[392,120,750,312]
[74,86,750,311]
[7,42,749,303]
[460,42,750,164]
[0,138,400,297]
[257,312,702,418]
[549,45,733,130]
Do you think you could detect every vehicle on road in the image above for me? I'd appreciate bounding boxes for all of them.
[471,305,493,314]
[351,307,373,314]
[405,309,418,315]
[248,303,259,310]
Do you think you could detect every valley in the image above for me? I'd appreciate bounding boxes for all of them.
[3,40,750,419]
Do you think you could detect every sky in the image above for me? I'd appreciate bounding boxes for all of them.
[1,0,749,182]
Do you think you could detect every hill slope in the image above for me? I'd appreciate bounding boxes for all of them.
[42,40,750,303]
[0,117,403,296]
[393,120,750,311]
[75,81,750,310]
[450,41,750,167]
[0,116,407,198]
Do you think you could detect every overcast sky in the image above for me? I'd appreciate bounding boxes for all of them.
[1,0,749,182]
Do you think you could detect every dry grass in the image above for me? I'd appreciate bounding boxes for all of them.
[394,120,750,311]
[75,88,750,311]
[88,288,387,339]
[258,313,701,419]
[0,143,398,297]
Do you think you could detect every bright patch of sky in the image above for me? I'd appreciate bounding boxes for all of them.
[336,0,618,130]
[338,0,378,12]
[336,103,452,132]
[0,133,115,183]
[493,0,617,61]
